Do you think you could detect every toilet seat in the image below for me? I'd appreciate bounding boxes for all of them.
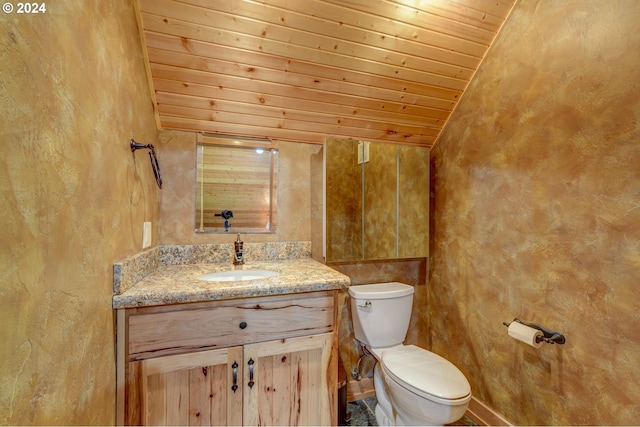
[381,345,471,405]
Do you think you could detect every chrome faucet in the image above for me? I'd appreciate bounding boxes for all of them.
[233,233,244,265]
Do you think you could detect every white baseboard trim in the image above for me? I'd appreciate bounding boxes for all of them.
[467,396,513,426]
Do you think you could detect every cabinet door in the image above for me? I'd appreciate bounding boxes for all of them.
[243,333,336,426]
[139,346,243,426]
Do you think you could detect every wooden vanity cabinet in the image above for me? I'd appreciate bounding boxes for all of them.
[116,290,338,426]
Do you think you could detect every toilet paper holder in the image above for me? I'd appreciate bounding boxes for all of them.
[502,318,566,345]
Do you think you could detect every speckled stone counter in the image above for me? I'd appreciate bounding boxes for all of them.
[112,242,350,309]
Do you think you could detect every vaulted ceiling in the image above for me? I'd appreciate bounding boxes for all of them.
[135,0,516,148]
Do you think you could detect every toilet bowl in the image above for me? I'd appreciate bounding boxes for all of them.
[349,283,471,426]
[380,345,471,425]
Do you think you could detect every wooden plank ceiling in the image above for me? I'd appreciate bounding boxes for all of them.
[135,0,515,148]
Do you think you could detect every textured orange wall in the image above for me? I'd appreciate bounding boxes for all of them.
[0,1,159,424]
[430,1,640,425]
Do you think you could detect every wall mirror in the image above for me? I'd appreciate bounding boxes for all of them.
[324,138,429,262]
[195,134,278,234]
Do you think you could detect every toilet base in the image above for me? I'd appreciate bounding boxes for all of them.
[373,364,394,425]
[372,373,411,427]
[384,368,470,426]
[372,353,470,426]
[375,404,392,427]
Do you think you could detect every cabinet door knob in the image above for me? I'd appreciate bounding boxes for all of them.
[239,321,247,329]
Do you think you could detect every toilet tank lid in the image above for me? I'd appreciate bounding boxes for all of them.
[348,282,414,299]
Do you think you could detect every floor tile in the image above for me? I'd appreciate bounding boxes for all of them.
[345,397,378,426]
[345,397,479,426]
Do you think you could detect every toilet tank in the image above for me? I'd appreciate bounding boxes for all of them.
[349,282,414,348]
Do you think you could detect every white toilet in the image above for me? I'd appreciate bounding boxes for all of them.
[349,282,471,426]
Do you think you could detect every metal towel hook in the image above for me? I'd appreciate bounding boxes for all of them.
[130,139,162,189]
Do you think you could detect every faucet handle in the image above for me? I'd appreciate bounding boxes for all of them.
[357,300,372,309]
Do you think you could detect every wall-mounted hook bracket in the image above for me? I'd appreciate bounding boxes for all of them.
[130,139,162,189]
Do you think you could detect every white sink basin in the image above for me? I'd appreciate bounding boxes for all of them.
[197,269,279,282]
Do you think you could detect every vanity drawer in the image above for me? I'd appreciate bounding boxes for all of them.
[126,291,336,360]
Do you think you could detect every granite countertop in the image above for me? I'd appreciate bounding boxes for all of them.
[113,258,350,309]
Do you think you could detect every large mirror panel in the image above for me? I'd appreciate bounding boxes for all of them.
[195,139,278,234]
[325,138,429,262]
[397,145,430,258]
[325,139,363,261]
[364,142,398,260]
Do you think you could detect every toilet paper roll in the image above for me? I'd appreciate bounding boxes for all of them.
[508,321,543,348]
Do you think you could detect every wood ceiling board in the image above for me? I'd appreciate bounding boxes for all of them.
[135,0,516,147]
[155,91,446,128]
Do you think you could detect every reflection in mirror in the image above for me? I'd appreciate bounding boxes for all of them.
[325,138,363,261]
[325,138,429,262]
[195,141,278,233]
